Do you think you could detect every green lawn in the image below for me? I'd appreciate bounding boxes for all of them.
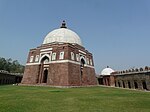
[0,85,149,112]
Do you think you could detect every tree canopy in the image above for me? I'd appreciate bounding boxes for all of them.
[0,57,24,73]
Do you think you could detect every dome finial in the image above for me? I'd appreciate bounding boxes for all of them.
[60,20,67,28]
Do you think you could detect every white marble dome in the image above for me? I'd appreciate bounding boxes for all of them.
[101,67,115,76]
[43,21,82,46]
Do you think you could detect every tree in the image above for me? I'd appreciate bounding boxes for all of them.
[0,57,24,73]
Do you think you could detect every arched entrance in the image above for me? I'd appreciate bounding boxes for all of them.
[134,81,138,89]
[98,78,103,85]
[122,81,125,88]
[80,58,85,84]
[81,58,85,68]
[42,69,48,83]
[128,81,131,89]
[118,81,121,87]
[38,56,49,84]
[142,81,147,90]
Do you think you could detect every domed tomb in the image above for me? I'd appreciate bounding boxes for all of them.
[101,66,115,76]
[21,21,97,86]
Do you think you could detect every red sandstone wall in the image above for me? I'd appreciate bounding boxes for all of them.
[83,67,97,85]
[47,63,69,86]
[68,63,97,86]
[68,63,81,86]
[21,65,40,84]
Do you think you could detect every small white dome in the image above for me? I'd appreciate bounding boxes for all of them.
[43,21,82,46]
[101,67,115,76]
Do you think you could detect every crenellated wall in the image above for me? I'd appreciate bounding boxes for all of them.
[97,67,150,91]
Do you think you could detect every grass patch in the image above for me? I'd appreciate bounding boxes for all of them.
[0,85,149,112]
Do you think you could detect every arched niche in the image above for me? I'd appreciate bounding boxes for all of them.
[39,54,51,63]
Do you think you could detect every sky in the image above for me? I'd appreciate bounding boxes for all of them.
[0,0,150,73]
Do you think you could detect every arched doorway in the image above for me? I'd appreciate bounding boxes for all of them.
[142,81,147,90]
[118,81,121,87]
[134,81,138,89]
[122,81,125,88]
[128,81,131,89]
[81,58,85,68]
[38,56,49,84]
[98,78,103,85]
[80,58,85,84]
[42,69,48,83]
